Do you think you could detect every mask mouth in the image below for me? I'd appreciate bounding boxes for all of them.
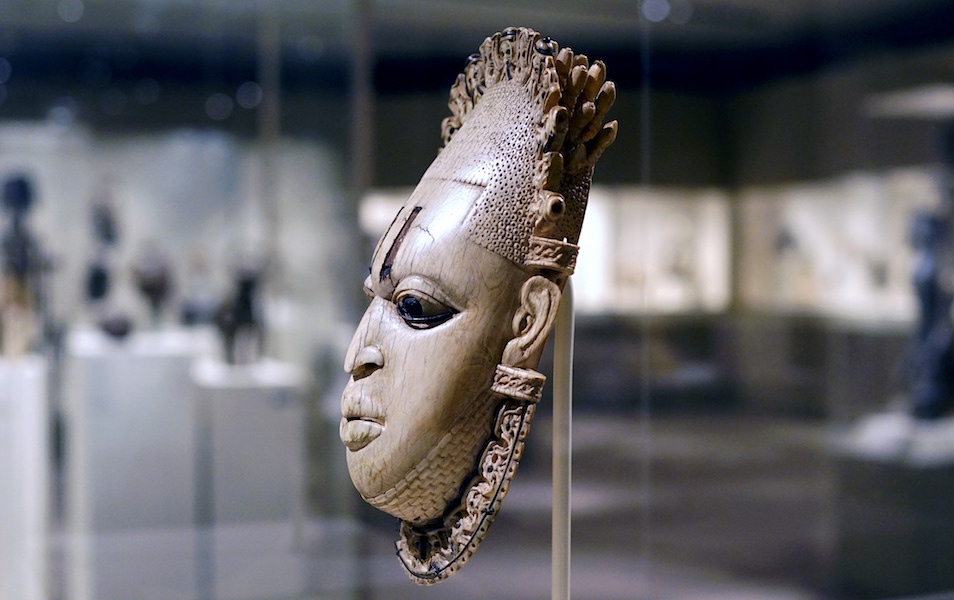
[340,416,384,451]
[340,392,386,451]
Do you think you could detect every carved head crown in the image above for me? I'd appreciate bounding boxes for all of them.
[424,26,617,280]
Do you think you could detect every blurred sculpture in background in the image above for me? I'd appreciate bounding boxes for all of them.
[338,27,616,583]
[0,173,44,356]
[180,253,219,326]
[131,241,174,327]
[85,185,119,304]
[840,124,954,459]
[900,125,954,419]
[85,179,133,339]
[215,257,265,365]
[892,123,954,419]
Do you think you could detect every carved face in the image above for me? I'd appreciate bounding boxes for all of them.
[340,176,526,524]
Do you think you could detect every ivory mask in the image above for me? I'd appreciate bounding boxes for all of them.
[341,178,525,515]
[339,26,617,584]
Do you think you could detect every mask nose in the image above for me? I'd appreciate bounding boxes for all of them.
[346,345,384,380]
[343,301,386,379]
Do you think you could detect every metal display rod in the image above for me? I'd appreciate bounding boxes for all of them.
[552,280,574,600]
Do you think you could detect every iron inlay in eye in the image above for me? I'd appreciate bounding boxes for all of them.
[395,292,457,328]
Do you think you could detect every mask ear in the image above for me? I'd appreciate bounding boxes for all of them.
[501,275,562,369]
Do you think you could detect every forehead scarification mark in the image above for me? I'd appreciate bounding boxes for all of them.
[380,206,423,282]
[368,206,405,276]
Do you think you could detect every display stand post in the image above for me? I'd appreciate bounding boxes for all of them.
[552,280,574,600]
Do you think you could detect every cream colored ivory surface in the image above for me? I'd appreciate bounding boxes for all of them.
[339,26,617,584]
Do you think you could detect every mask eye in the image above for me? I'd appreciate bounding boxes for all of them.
[394,291,457,329]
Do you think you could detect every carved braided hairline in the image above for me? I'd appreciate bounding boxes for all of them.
[422,174,489,191]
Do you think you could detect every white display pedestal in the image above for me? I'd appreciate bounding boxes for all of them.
[64,327,214,600]
[65,326,215,531]
[65,327,312,600]
[68,519,362,600]
[831,411,954,598]
[191,357,307,525]
[191,357,308,600]
[0,355,49,600]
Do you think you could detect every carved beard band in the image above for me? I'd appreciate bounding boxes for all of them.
[363,386,499,523]
[392,364,546,584]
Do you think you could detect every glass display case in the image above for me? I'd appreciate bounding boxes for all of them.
[2,1,954,599]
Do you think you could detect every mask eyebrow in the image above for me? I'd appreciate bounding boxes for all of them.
[380,206,423,282]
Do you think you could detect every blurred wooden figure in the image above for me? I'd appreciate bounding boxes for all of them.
[0,174,42,357]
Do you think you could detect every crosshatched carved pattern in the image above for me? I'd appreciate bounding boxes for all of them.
[396,398,536,584]
[365,389,497,523]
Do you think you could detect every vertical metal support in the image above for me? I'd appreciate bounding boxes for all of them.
[194,388,214,600]
[350,4,376,598]
[552,280,574,600]
[256,12,281,263]
[349,0,374,197]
